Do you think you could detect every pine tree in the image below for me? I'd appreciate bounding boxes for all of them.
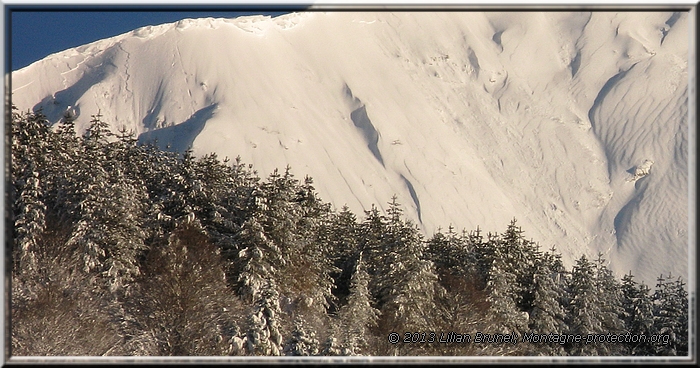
[482,220,538,337]
[195,153,248,262]
[620,272,655,355]
[284,175,337,329]
[258,167,299,253]
[498,219,540,311]
[13,166,45,272]
[673,277,689,356]
[246,280,284,356]
[321,334,344,356]
[358,204,387,296]
[11,109,52,272]
[336,253,380,356]
[327,206,361,310]
[223,156,261,225]
[10,108,52,180]
[42,115,82,221]
[567,255,603,355]
[236,214,285,356]
[527,256,567,355]
[427,225,476,280]
[426,226,493,355]
[137,141,181,227]
[469,226,494,289]
[236,213,284,297]
[652,274,688,356]
[283,316,320,356]
[426,228,451,271]
[485,254,528,336]
[371,197,440,354]
[593,253,626,355]
[62,113,149,290]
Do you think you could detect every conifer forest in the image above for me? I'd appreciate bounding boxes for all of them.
[10,108,689,357]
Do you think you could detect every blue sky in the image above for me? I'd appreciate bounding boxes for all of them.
[8,6,304,71]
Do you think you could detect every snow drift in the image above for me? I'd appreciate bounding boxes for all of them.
[10,11,692,286]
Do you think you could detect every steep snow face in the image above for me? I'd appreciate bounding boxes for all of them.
[11,11,692,286]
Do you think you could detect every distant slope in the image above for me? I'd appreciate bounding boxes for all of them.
[11,11,691,286]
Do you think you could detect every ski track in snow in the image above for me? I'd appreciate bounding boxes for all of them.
[10,11,692,286]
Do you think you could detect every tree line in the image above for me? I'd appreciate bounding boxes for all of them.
[10,108,689,357]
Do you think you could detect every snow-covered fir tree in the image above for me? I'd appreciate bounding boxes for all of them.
[58,114,149,290]
[11,109,53,272]
[283,316,320,356]
[13,167,45,272]
[498,219,540,311]
[283,175,337,335]
[593,254,627,355]
[235,210,285,356]
[652,274,689,356]
[246,280,284,356]
[567,255,606,355]
[336,253,380,356]
[526,254,568,355]
[485,254,528,336]
[321,334,344,356]
[326,206,361,310]
[620,272,655,355]
[426,225,477,279]
[375,197,440,354]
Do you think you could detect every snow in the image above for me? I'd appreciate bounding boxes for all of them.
[10,11,693,287]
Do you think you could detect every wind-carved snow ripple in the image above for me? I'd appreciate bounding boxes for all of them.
[587,63,637,178]
[350,105,384,167]
[344,84,384,167]
[401,174,422,225]
[585,47,688,282]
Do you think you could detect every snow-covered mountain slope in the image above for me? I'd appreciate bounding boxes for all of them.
[10,11,692,286]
